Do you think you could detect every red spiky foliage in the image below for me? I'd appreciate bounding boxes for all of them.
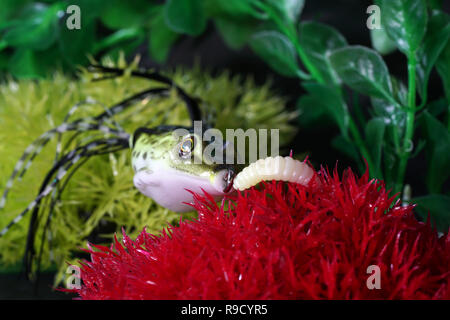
[72,167,450,300]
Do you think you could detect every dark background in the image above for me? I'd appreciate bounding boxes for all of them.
[1,0,449,299]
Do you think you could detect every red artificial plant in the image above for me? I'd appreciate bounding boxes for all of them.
[71,167,450,299]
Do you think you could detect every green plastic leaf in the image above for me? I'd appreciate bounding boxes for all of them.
[427,98,448,117]
[215,18,257,50]
[365,117,386,171]
[266,0,305,22]
[93,28,143,55]
[382,149,398,188]
[100,0,151,29]
[211,0,261,18]
[0,0,30,22]
[164,0,207,36]
[370,77,407,155]
[379,0,428,54]
[8,47,59,78]
[9,49,40,78]
[297,95,325,127]
[103,33,145,60]
[59,20,96,66]
[370,28,397,55]
[70,0,107,21]
[413,194,450,232]
[329,46,394,101]
[297,94,333,128]
[371,97,406,141]
[436,39,450,102]
[0,51,10,71]
[417,10,450,98]
[298,21,348,85]
[250,31,300,78]
[302,82,349,137]
[420,111,450,194]
[0,40,7,52]
[3,3,63,51]
[391,76,409,106]
[149,8,179,63]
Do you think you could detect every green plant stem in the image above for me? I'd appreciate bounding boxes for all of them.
[353,92,365,127]
[350,93,380,176]
[255,1,376,176]
[255,1,323,83]
[290,33,325,84]
[392,124,401,155]
[348,118,378,177]
[396,52,417,194]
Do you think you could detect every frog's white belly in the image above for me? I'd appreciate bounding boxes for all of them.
[133,160,228,212]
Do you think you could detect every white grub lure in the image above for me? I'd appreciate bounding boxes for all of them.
[233,156,315,191]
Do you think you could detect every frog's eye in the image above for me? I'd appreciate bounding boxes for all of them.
[179,136,195,159]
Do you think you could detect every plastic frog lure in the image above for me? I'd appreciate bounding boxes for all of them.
[0,65,315,280]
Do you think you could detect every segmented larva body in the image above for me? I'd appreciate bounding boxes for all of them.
[233,156,315,191]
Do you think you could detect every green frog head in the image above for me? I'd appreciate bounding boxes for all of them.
[130,127,236,212]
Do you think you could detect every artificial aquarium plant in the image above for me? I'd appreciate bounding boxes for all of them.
[219,0,450,231]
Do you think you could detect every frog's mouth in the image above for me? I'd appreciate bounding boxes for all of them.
[133,162,235,212]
